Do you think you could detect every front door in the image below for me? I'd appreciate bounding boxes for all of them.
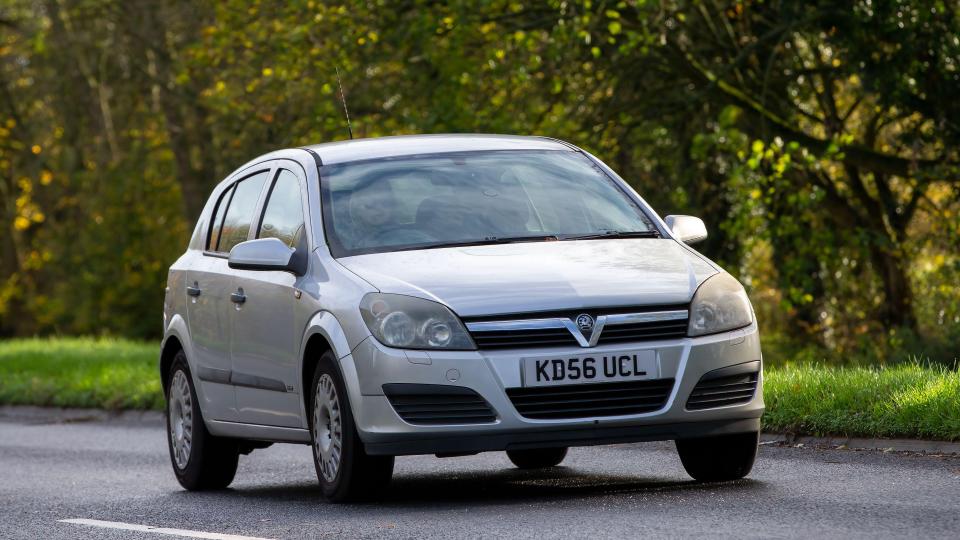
[232,167,308,428]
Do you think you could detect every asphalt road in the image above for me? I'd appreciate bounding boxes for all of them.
[1,416,958,540]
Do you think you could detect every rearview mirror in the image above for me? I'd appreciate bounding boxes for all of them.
[228,238,306,275]
[664,215,708,244]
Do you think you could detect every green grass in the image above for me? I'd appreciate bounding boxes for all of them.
[0,337,162,410]
[1,338,958,441]
[763,363,960,441]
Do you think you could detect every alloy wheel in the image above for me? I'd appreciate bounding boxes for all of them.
[313,374,343,482]
[169,370,194,470]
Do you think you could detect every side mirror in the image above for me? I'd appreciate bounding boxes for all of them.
[664,215,708,244]
[228,238,307,275]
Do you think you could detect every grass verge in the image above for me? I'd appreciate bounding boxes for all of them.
[763,363,960,441]
[1,338,958,440]
[0,337,162,410]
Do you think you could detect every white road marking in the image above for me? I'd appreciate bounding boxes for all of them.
[58,519,275,540]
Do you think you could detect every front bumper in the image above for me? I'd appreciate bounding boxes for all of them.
[347,322,764,456]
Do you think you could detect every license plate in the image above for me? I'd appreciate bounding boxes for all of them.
[521,350,658,387]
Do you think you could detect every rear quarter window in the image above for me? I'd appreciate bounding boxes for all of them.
[206,184,235,251]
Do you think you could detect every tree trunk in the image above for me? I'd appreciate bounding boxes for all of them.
[135,3,214,226]
[870,246,916,330]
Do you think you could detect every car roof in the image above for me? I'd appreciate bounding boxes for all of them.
[301,134,575,165]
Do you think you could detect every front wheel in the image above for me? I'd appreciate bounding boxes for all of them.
[675,431,758,482]
[310,352,394,502]
[165,352,240,490]
[506,447,568,469]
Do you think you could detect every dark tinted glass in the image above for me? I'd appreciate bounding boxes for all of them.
[207,184,234,251]
[320,150,654,256]
[258,169,305,248]
[216,171,269,252]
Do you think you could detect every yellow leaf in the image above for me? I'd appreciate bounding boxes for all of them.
[13,216,29,230]
[262,68,273,77]
[31,144,41,154]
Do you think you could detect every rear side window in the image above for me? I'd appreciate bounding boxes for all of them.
[206,184,235,251]
[258,169,305,248]
[210,171,269,253]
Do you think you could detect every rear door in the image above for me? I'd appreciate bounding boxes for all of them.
[231,166,309,427]
[185,169,270,421]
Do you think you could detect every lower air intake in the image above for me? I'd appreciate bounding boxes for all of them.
[506,379,675,420]
[382,383,497,425]
[686,362,760,410]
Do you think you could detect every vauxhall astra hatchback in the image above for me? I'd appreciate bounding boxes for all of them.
[161,134,763,501]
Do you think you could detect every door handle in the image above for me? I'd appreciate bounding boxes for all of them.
[230,288,246,304]
[186,283,202,297]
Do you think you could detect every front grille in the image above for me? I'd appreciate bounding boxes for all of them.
[471,328,578,349]
[382,383,497,425]
[506,378,675,420]
[686,372,758,410]
[464,305,689,350]
[595,320,690,346]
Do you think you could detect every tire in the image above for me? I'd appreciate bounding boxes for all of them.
[675,431,758,482]
[506,447,568,469]
[309,352,394,502]
[165,351,240,490]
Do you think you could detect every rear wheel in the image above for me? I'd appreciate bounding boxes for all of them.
[506,447,568,469]
[165,352,240,490]
[309,352,394,502]
[675,431,758,482]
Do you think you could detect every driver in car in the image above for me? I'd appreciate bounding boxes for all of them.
[348,179,398,247]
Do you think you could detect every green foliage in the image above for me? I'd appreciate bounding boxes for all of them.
[0,337,162,410]
[0,0,957,359]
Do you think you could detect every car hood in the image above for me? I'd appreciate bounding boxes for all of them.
[336,239,719,317]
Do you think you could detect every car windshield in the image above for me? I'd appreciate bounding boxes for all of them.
[319,150,658,257]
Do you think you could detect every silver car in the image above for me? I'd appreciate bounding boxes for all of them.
[161,134,763,501]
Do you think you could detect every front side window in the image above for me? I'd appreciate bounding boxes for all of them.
[213,170,269,253]
[320,150,656,257]
[258,169,305,248]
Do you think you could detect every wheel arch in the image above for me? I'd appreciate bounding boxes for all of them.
[298,311,364,425]
[160,313,193,394]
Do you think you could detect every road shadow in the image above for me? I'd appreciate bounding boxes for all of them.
[206,466,765,509]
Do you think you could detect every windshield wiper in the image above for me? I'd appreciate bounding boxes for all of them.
[427,235,560,249]
[561,230,661,241]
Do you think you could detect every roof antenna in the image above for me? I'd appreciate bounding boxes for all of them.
[335,66,354,140]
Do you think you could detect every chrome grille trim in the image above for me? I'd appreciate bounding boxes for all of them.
[466,309,689,348]
[603,310,689,325]
[466,318,568,332]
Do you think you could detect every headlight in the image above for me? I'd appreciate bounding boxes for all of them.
[360,293,476,350]
[688,273,753,337]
